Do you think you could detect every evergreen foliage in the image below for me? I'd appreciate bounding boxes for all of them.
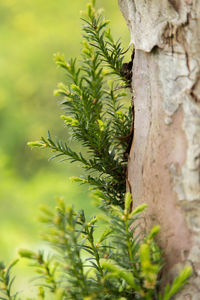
[0,195,192,299]
[28,1,132,208]
[0,260,19,300]
[0,1,192,299]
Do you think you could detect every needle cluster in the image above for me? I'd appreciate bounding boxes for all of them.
[0,195,192,300]
[0,2,192,300]
[28,1,132,208]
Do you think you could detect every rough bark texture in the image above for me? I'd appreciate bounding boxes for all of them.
[118,0,200,298]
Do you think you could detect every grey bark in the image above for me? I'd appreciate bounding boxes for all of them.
[118,0,200,298]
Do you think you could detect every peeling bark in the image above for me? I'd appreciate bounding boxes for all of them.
[118,0,200,297]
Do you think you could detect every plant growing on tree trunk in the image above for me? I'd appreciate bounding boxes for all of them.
[28,1,133,208]
[0,195,192,300]
[0,1,193,299]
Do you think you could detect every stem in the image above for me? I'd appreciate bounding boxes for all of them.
[86,226,104,276]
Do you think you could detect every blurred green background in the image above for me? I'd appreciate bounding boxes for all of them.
[0,0,129,266]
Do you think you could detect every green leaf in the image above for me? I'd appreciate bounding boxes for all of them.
[100,259,139,291]
[130,204,148,218]
[161,266,192,300]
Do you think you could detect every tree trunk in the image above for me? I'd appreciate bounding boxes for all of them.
[118,0,200,298]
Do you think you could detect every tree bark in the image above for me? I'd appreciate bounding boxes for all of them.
[118,0,200,298]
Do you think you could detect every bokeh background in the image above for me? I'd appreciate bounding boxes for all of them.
[0,0,129,293]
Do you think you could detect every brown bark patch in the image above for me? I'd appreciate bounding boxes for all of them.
[190,72,200,103]
[168,0,180,12]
